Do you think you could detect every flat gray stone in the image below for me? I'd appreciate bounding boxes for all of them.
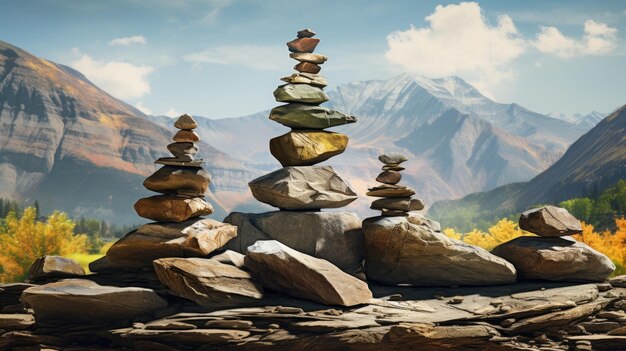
[27,255,85,282]
[519,205,583,237]
[269,103,356,129]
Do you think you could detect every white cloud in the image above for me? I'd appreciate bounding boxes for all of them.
[71,54,154,100]
[183,45,286,70]
[108,35,147,46]
[202,0,232,24]
[385,2,525,93]
[135,102,152,115]
[164,108,180,118]
[534,20,617,58]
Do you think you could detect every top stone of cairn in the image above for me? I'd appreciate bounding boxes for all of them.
[174,114,198,130]
[297,28,316,38]
[379,153,408,165]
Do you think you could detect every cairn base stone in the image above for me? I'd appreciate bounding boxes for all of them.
[491,236,615,282]
[224,211,364,276]
[363,214,517,286]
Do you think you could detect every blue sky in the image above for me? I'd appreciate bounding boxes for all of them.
[2,0,626,118]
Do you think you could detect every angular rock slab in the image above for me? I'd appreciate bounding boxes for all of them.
[224,211,364,275]
[173,129,200,142]
[143,166,211,196]
[519,205,582,237]
[248,166,357,210]
[367,184,416,198]
[295,62,321,74]
[269,103,356,129]
[27,255,85,282]
[101,218,237,268]
[371,198,424,212]
[287,38,320,53]
[273,84,329,104]
[245,240,372,306]
[153,257,263,308]
[363,214,517,286]
[289,52,327,64]
[134,195,213,222]
[21,279,167,322]
[270,131,348,166]
[491,236,615,282]
[280,73,327,87]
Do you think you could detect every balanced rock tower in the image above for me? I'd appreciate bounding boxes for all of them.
[225,29,365,276]
[492,205,615,282]
[362,153,517,286]
[90,114,237,273]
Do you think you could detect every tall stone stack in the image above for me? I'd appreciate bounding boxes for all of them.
[134,114,213,223]
[367,153,424,216]
[225,29,365,276]
[90,114,237,274]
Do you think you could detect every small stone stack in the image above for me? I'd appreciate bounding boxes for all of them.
[134,114,213,223]
[366,153,423,216]
[226,29,366,277]
[492,205,616,282]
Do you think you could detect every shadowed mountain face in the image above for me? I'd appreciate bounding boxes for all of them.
[0,40,597,222]
[430,105,626,216]
[0,40,237,223]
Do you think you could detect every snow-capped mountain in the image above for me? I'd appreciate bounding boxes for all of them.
[547,111,607,129]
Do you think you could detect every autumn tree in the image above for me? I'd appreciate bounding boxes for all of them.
[0,208,88,282]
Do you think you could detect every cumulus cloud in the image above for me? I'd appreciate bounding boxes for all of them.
[385,2,525,92]
[164,108,180,118]
[134,102,152,115]
[71,55,154,100]
[534,20,617,58]
[108,35,147,46]
[183,45,286,70]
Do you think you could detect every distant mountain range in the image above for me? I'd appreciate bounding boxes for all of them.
[0,40,601,223]
[430,105,626,222]
[547,111,608,129]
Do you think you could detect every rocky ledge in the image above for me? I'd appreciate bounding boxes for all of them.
[1,278,625,350]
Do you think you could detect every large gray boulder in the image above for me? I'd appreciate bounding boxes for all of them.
[27,256,85,282]
[362,214,517,286]
[21,279,167,322]
[491,236,615,282]
[273,84,329,104]
[153,257,263,308]
[244,240,372,306]
[248,166,357,210]
[96,218,236,269]
[519,205,582,237]
[224,211,364,276]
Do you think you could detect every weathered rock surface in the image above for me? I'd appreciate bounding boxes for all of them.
[370,197,424,212]
[366,184,416,198]
[376,170,402,185]
[379,153,408,165]
[269,103,356,129]
[174,114,198,129]
[245,240,372,306]
[270,130,348,166]
[287,38,320,53]
[363,214,517,286]
[491,236,615,282]
[224,211,364,275]
[27,255,85,282]
[173,129,200,142]
[297,28,316,38]
[519,205,583,237]
[289,52,328,64]
[294,62,321,74]
[210,250,246,268]
[100,218,237,268]
[0,314,34,330]
[134,195,213,222]
[280,72,327,87]
[153,257,263,308]
[248,166,357,210]
[273,84,329,104]
[21,279,167,322]
[167,142,198,159]
[143,166,211,196]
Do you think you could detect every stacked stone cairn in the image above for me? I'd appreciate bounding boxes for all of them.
[362,153,518,286]
[134,113,213,223]
[492,205,616,282]
[225,29,369,284]
[367,153,424,216]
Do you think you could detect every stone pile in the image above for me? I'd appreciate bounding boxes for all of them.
[362,153,517,286]
[367,153,424,216]
[492,205,616,282]
[135,114,213,223]
[225,29,366,278]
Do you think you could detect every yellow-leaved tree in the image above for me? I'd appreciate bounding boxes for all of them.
[574,220,626,275]
[445,218,532,251]
[0,208,88,282]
